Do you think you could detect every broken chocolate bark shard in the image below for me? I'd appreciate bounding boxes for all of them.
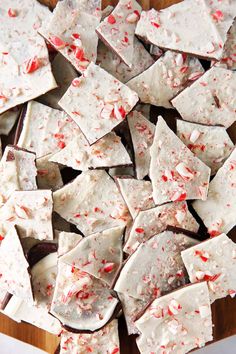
[127,51,204,109]
[60,319,120,354]
[135,282,213,354]
[127,110,155,180]
[36,154,63,191]
[57,231,83,257]
[61,226,124,286]
[50,261,119,332]
[193,148,236,235]
[124,201,199,254]
[177,120,234,175]
[59,62,139,145]
[135,1,236,60]
[0,226,34,304]
[214,19,236,70]
[181,233,236,302]
[49,131,132,171]
[53,170,130,236]
[172,67,236,128]
[39,0,100,74]
[150,116,211,205]
[28,243,58,268]
[96,0,142,67]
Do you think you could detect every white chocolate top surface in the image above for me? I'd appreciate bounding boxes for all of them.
[215,19,236,70]
[18,101,80,158]
[59,62,139,144]
[96,0,142,67]
[49,131,131,171]
[150,117,211,205]
[135,0,236,60]
[115,230,198,301]
[124,201,199,254]
[193,148,236,235]
[116,178,154,219]
[127,51,204,109]
[135,282,213,354]
[61,227,123,286]
[177,120,234,175]
[51,261,118,331]
[172,67,236,128]
[181,233,236,302]
[53,170,130,236]
[127,110,155,180]
[0,0,57,114]
[39,0,100,74]
[0,149,20,202]
[97,37,154,83]
[0,227,34,304]
[60,319,120,354]
[36,154,63,191]
[57,231,83,257]
[0,190,53,240]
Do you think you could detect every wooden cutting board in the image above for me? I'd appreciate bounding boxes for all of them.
[0,1,235,353]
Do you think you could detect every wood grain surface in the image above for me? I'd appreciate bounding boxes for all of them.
[0,1,235,353]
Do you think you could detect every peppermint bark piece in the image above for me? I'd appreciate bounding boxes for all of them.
[61,227,123,286]
[172,67,236,128]
[135,282,213,354]
[214,19,236,70]
[150,117,211,205]
[0,190,53,240]
[116,178,154,219]
[124,202,199,254]
[0,107,21,135]
[36,155,63,191]
[97,38,154,83]
[60,320,119,354]
[135,0,236,60]
[127,51,204,109]
[0,1,56,114]
[17,101,80,158]
[53,170,129,236]
[57,231,83,257]
[39,0,100,74]
[39,54,77,110]
[0,227,34,304]
[49,131,131,171]
[115,230,198,302]
[51,261,119,331]
[127,111,155,180]
[59,63,139,144]
[181,234,236,302]
[193,148,236,236]
[177,120,234,175]
[0,150,20,202]
[96,0,142,67]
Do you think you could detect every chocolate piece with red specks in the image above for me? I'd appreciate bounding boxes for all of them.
[0,1,57,114]
[0,226,34,304]
[0,190,53,241]
[39,0,100,74]
[193,148,236,236]
[36,154,63,191]
[150,117,211,205]
[116,178,154,219]
[124,201,199,254]
[17,101,80,158]
[96,38,154,84]
[135,282,213,354]
[115,229,198,302]
[49,131,132,171]
[127,110,155,180]
[53,170,130,236]
[177,120,234,175]
[50,261,119,332]
[181,233,236,303]
[57,231,83,257]
[135,0,236,60]
[127,51,204,109]
[59,63,139,144]
[60,320,120,354]
[214,19,236,70]
[172,67,236,128]
[61,226,124,286]
[96,0,142,68]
